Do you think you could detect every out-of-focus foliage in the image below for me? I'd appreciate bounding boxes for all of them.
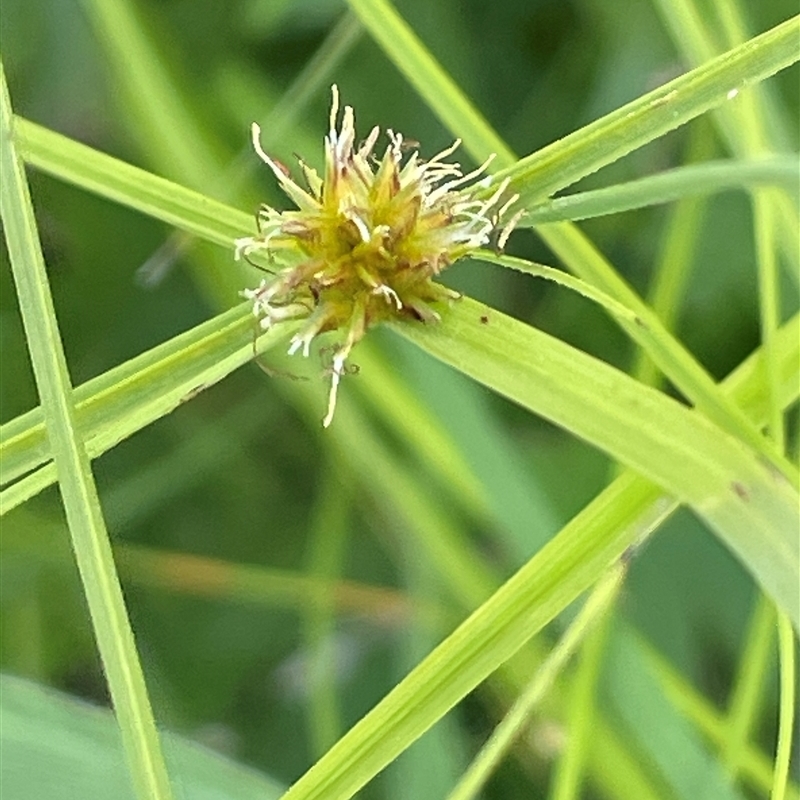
[1,0,797,797]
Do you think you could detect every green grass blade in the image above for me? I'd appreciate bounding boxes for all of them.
[446,563,625,800]
[277,311,798,799]
[395,297,799,626]
[346,0,798,496]
[653,0,800,281]
[304,469,350,758]
[11,114,254,306]
[713,0,795,145]
[0,304,298,509]
[473,251,639,323]
[345,0,515,166]
[523,157,799,224]
[631,122,716,388]
[772,612,797,800]
[587,720,665,800]
[535,221,797,486]
[279,477,653,800]
[115,546,427,626]
[722,595,776,778]
[755,189,786,450]
[644,640,799,800]
[606,629,748,800]
[653,0,786,153]
[352,342,492,526]
[495,15,800,204]
[13,117,251,254]
[0,674,285,800]
[77,0,225,189]
[390,540,468,800]
[548,596,617,800]
[0,62,173,800]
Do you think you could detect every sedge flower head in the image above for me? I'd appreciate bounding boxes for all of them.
[236,85,518,426]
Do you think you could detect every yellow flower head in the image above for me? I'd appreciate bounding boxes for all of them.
[236,86,518,426]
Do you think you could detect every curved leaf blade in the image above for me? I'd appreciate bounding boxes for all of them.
[394,297,799,627]
[0,675,284,800]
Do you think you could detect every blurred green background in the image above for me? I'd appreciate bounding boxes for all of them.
[1,0,797,796]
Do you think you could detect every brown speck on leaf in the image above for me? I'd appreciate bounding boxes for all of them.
[731,481,749,501]
[480,314,490,324]
[272,158,291,178]
[181,383,209,404]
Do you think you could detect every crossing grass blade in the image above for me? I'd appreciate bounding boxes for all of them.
[0,61,174,800]
[522,157,799,224]
[395,298,799,627]
[0,304,298,511]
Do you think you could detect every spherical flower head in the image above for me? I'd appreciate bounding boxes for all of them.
[236,85,518,427]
